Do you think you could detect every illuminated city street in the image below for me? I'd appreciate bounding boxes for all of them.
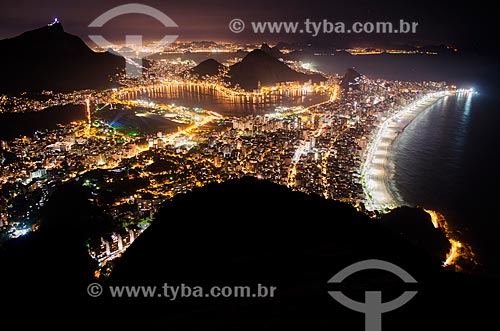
[1,2,496,328]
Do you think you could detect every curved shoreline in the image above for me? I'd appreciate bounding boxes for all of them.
[361,91,450,211]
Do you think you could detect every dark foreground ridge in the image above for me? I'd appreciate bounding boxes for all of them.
[0,177,496,329]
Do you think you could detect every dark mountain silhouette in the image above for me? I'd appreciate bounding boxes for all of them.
[340,67,363,90]
[184,49,326,91]
[0,22,124,94]
[285,43,351,60]
[0,183,112,326]
[228,49,326,90]
[379,206,450,258]
[260,42,284,59]
[234,49,249,58]
[186,58,226,79]
[98,177,493,330]
[0,178,495,329]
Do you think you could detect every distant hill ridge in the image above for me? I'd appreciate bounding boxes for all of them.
[187,48,326,90]
[340,67,363,90]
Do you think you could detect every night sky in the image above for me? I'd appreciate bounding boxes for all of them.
[0,0,496,52]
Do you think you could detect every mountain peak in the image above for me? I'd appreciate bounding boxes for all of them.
[228,49,326,90]
[237,49,285,67]
[47,21,64,33]
[340,68,363,90]
[47,17,63,29]
[14,21,65,42]
[244,48,272,60]
[186,59,226,78]
[0,22,124,93]
[261,42,272,49]
[260,43,284,58]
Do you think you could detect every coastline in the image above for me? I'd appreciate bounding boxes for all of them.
[361,91,450,211]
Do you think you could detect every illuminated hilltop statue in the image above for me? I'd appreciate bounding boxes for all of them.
[48,18,59,26]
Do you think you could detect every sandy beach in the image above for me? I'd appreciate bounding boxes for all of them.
[361,91,450,211]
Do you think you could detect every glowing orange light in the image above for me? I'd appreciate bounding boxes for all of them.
[423,209,476,269]
[86,97,91,132]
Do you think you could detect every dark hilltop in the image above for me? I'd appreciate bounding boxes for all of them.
[1,177,493,329]
[187,49,326,91]
[0,21,124,94]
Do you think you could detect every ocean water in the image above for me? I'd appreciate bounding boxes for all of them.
[389,91,500,275]
[314,54,499,275]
